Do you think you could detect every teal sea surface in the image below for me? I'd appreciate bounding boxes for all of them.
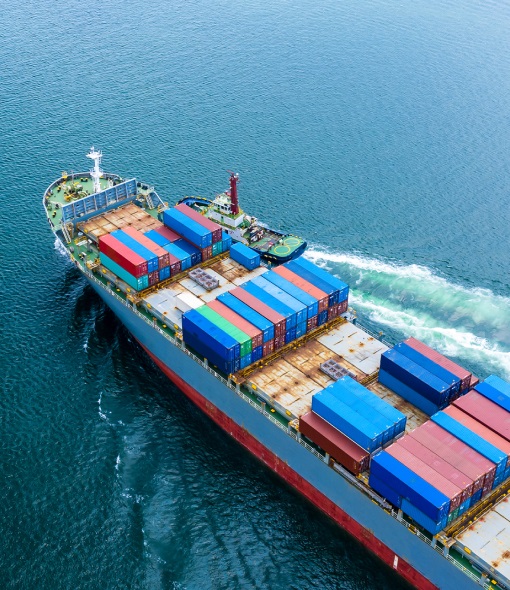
[1,0,510,588]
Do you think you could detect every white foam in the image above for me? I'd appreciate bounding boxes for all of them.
[54,237,69,259]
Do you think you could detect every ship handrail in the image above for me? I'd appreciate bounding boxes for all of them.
[82,266,494,589]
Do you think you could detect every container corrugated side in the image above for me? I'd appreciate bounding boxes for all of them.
[272,266,329,312]
[196,306,252,356]
[100,254,148,291]
[378,369,440,416]
[395,342,461,397]
[400,498,447,535]
[163,208,213,248]
[370,451,450,521]
[111,230,159,273]
[396,435,474,502]
[182,309,240,362]
[299,411,370,475]
[212,241,223,257]
[311,391,383,452]
[286,260,339,306]
[240,282,296,330]
[121,226,171,270]
[217,292,274,342]
[163,243,192,270]
[385,444,463,512]
[98,233,148,278]
[181,327,239,375]
[337,376,406,436]
[404,337,472,392]
[229,242,261,270]
[144,229,172,248]
[291,257,349,301]
[174,238,201,266]
[474,381,510,414]
[153,225,181,243]
[207,300,263,348]
[262,271,319,319]
[368,473,402,508]
[221,231,232,250]
[174,203,223,243]
[380,349,452,406]
[230,287,286,337]
[453,391,510,444]
[250,275,307,325]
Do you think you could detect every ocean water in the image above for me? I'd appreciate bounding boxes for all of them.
[1,0,510,588]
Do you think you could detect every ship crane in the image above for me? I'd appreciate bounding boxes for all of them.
[227,171,240,215]
[87,146,103,195]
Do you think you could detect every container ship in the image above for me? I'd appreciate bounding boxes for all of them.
[44,149,510,590]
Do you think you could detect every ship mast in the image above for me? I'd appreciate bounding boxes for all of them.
[229,172,239,215]
[87,146,103,194]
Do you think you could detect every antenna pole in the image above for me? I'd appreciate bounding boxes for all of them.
[86,146,103,194]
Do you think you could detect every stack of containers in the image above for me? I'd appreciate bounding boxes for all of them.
[163,208,213,251]
[112,229,159,274]
[174,238,202,266]
[195,305,252,369]
[230,242,261,270]
[379,346,458,415]
[143,228,182,276]
[164,241,193,271]
[182,308,240,374]
[221,231,232,253]
[120,226,174,282]
[98,233,149,291]
[174,203,223,259]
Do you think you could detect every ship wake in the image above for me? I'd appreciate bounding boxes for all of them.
[305,248,510,379]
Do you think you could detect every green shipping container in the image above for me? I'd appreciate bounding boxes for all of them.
[212,241,223,257]
[196,306,252,356]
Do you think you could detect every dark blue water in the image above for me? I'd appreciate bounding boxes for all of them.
[2,0,510,588]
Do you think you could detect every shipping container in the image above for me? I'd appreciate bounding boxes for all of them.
[98,233,148,278]
[120,226,171,270]
[159,266,171,281]
[148,270,159,286]
[410,422,490,494]
[291,257,349,301]
[250,276,307,325]
[207,300,263,348]
[328,304,340,321]
[229,242,261,270]
[299,411,370,475]
[286,260,339,307]
[153,225,181,243]
[182,328,239,375]
[239,352,252,370]
[252,346,263,363]
[401,498,447,535]
[385,444,463,512]
[200,245,212,262]
[368,473,402,508]
[174,238,201,266]
[317,310,328,326]
[338,376,406,436]
[485,375,510,397]
[112,229,159,273]
[182,309,240,362]
[221,231,232,251]
[144,229,172,248]
[474,381,510,414]
[380,349,453,406]
[397,435,474,502]
[395,342,461,397]
[240,282,296,331]
[311,390,383,452]
[174,203,223,243]
[404,337,472,392]
[378,369,440,416]
[229,287,286,337]
[453,391,510,443]
[295,320,307,339]
[212,241,223,257]
[164,242,192,271]
[431,412,504,478]
[274,335,285,350]
[272,265,329,312]
[100,254,149,291]
[370,451,450,522]
[285,327,297,345]
[443,406,510,468]
[217,292,274,342]
[263,271,319,319]
[307,315,318,332]
[196,306,252,356]
[163,208,213,248]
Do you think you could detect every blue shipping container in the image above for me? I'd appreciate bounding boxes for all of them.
[100,254,149,291]
[295,320,307,339]
[252,345,263,363]
[395,342,461,397]
[242,281,297,330]
[221,231,233,250]
[164,243,192,270]
[285,327,297,344]
[263,271,319,319]
[370,451,450,521]
[230,242,261,270]
[163,208,213,248]
[182,309,240,361]
[380,349,452,406]
[144,229,170,248]
[485,375,510,397]
[401,498,447,535]
[431,412,505,477]
[368,474,402,508]
[378,369,441,416]
[317,310,328,326]
[217,292,274,342]
[112,230,159,272]
[312,391,383,452]
[292,257,349,301]
[251,276,308,325]
[183,329,239,375]
[159,266,171,281]
[475,381,510,413]
[174,238,201,266]
[286,260,339,306]
[239,352,252,370]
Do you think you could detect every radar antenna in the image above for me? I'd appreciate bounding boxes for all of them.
[87,146,103,194]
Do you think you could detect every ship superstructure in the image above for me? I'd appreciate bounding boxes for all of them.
[44,150,510,590]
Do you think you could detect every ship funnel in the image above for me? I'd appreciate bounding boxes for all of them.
[229,172,239,215]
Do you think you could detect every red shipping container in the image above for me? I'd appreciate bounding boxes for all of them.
[175,203,223,243]
[307,315,318,332]
[453,390,510,442]
[231,287,286,336]
[300,411,370,475]
[443,406,510,467]
[154,225,181,243]
[169,260,181,276]
[262,339,275,357]
[274,335,285,350]
[207,300,263,349]
[469,375,480,389]
[273,266,329,313]
[410,421,492,493]
[338,299,348,314]
[328,304,339,320]
[201,245,212,261]
[121,226,170,269]
[386,443,462,512]
[396,436,474,503]
[405,337,472,391]
[99,233,148,278]
[148,270,159,286]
